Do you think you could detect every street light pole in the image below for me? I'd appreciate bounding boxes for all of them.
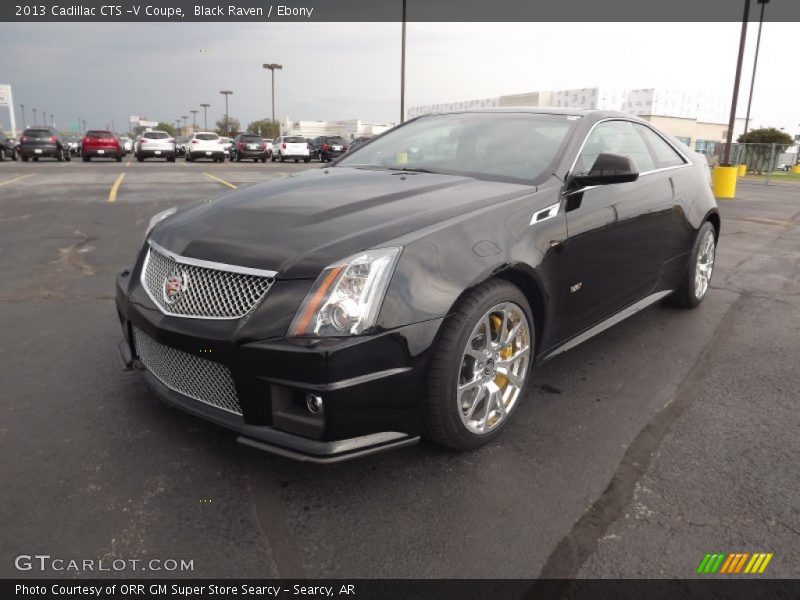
[200,103,210,131]
[190,110,198,132]
[32,108,37,126]
[722,0,751,167]
[220,90,233,135]
[262,64,283,126]
[743,0,769,140]
[181,115,189,136]
[20,104,25,129]
[400,0,406,123]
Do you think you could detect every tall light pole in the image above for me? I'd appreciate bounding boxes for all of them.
[722,0,750,167]
[743,0,769,141]
[190,109,198,132]
[51,113,55,128]
[181,115,189,135]
[400,0,406,123]
[262,63,283,126]
[200,103,210,130]
[20,104,25,129]
[219,90,233,135]
[32,108,37,126]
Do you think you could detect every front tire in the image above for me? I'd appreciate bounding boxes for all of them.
[668,221,716,308]
[424,280,534,450]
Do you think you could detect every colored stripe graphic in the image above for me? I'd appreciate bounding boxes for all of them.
[697,554,712,573]
[700,552,774,575]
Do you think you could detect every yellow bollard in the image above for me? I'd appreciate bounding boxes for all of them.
[738,164,746,177]
[712,166,738,199]
[792,165,800,175]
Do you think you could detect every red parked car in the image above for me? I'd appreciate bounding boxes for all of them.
[82,130,122,162]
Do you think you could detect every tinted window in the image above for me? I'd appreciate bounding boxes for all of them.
[196,133,219,141]
[575,120,656,174]
[143,131,169,139]
[85,130,113,139]
[284,137,306,143]
[327,137,347,145]
[24,129,54,138]
[240,135,262,142]
[635,125,686,168]
[338,112,576,183]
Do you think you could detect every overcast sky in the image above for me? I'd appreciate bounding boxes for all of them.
[1,21,798,134]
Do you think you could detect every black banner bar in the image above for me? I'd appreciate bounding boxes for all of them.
[3,0,800,23]
[5,579,800,600]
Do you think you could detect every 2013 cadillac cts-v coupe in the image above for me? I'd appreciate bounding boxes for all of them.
[116,109,719,462]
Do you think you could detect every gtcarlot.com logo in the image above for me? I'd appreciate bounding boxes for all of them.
[697,552,773,574]
[14,554,194,572]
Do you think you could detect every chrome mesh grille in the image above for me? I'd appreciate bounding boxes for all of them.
[133,327,242,415]
[142,244,274,319]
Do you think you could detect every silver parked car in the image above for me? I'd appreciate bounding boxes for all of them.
[135,131,177,162]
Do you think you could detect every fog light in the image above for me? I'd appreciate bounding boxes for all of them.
[306,394,323,414]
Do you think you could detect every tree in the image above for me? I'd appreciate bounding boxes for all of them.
[155,122,177,137]
[215,116,240,137]
[737,127,793,174]
[246,119,280,138]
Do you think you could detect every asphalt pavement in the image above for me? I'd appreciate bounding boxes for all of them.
[0,158,798,579]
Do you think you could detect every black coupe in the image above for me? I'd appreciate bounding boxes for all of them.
[116,109,719,462]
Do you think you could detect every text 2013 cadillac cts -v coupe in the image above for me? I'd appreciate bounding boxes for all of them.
[116,109,719,462]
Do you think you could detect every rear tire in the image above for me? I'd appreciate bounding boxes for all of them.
[83,156,90,162]
[167,157,175,162]
[424,279,534,451]
[137,154,144,162]
[304,158,311,163]
[56,149,64,162]
[668,221,716,309]
[0,148,5,161]
[261,157,267,163]
[116,154,122,162]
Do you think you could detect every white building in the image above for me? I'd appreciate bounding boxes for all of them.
[280,117,394,140]
[409,87,747,161]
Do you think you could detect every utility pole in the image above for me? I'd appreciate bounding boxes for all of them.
[219,90,233,135]
[743,0,769,140]
[200,103,210,130]
[400,0,406,123]
[190,109,198,132]
[722,0,750,166]
[262,63,283,125]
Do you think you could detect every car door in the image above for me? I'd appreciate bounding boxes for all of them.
[554,119,675,340]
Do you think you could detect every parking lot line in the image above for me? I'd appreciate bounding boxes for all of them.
[0,174,34,188]
[203,172,237,189]
[108,173,126,203]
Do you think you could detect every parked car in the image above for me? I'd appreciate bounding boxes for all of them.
[220,136,232,159]
[185,132,225,162]
[346,136,373,153]
[0,131,18,161]
[116,109,720,462]
[175,135,190,157]
[19,127,71,161]
[312,135,349,162]
[135,131,176,162]
[63,136,82,156]
[230,134,268,162]
[82,130,122,162]
[271,135,311,163]
[262,138,274,158]
[119,136,133,155]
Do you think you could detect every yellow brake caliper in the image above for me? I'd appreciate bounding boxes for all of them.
[490,314,511,389]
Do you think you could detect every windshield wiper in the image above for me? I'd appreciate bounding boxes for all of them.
[387,167,439,174]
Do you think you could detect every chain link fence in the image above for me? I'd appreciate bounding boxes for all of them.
[702,142,797,185]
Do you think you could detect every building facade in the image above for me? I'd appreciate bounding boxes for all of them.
[280,117,394,140]
[409,87,747,162]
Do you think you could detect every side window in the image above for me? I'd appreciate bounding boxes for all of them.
[635,125,686,169]
[575,120,656,175]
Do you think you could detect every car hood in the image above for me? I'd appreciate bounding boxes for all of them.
[150,167,535,279]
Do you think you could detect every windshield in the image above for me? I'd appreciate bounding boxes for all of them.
[337,112,577,183]
[143,131,169,139]
[85,130,113,138]
[240,135,262,143]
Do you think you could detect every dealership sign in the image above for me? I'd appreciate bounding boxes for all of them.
[0,84,11,107]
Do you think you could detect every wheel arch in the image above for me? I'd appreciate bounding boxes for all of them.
[704,209,721,241]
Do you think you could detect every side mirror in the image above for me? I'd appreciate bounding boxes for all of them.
[572,153,639,187]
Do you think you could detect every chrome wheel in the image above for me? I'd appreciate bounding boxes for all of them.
[457,302,531,435]
[695,229,715,300]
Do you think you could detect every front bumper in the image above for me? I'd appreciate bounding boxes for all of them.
[116,268,440,462]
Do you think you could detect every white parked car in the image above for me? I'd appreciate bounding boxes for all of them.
[262,138,274,158]
[135,131,176,162]
[185,132,226,162]
[220,136,232,159]
[119,136,133,155]
[272,135,311,163]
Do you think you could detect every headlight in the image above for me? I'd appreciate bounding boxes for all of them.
[144,206,177,239]
[288,247,401,337]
